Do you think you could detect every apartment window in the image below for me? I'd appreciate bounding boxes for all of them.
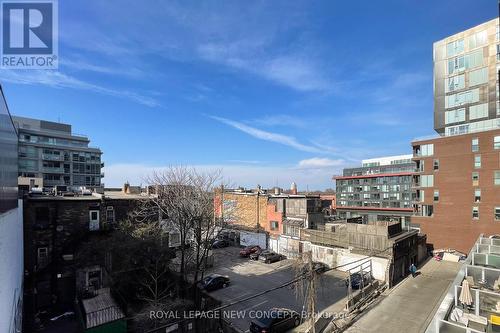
[474,155,481,169]
[445,74,465,93]
[270,221,279,230]
[495,207,500,221]
[447,39,464,57]
[106,206,115,223]
[89,210,100,231]
[445,109,466,125]
[472,138,479,152]
[469,30,487,49]
[469,67,488,87]
[420,144,434,157]
[474,189,481,202]
[433,190,439,202]
[472,172,479,186]
[469,103,488,120]
[494,136,500,150]
[433,159,439,171]
[472,207,479,219]
[421,175,434,187]
[495,171,500,185]
[37,247,48,264]
[446,88,480,109]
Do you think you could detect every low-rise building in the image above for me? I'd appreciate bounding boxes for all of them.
[22,190,142,317]
[265,193,324,258]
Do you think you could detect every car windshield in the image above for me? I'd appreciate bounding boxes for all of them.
[202,276,213,284]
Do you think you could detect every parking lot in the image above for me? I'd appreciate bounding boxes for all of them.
[205,247,349,332]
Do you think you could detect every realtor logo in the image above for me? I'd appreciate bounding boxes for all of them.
[1,0,58,68]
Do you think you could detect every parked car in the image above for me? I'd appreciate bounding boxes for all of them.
[239,245,261,257]
[198,274,230,291]
[249,308,301,333]
[259,251,285,264]
[345,272,372,289]
[211,239,230,249]
[250,249,270,260]
[312,262,329,274]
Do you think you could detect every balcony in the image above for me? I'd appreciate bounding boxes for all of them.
[42,154,63,161]
[43,167,64,173]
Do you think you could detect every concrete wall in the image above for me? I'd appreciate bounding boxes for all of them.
[301,241,389,281]
[239,230,267,249]
[0,202,23,333]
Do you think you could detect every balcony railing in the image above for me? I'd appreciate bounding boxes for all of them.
[42,154,63,161]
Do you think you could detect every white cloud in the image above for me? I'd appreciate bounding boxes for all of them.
[209,115,324,154]
[297,157,345,169]
[0,70,159,107]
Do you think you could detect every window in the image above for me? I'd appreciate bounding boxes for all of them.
[495,207,500,221]
[472,172,479,186]
[106,206,115,223]
[446,88,480,109]
[270,221,279,230]
[469,30,487,49]
[469,103,488,120]
[433,159,439,171]
[445,109,466,124]
[89,210,100,231]
[447,39,464,57]
[469,67,488,86]
[474,189,481,202]
[474,155,481,169]
[37,247,49,266]
[472,138,479,152]
[433,190,439,202]
[472,207,479,219]
[494,136,500,150]
[421,175,434,187]
[445,74,465,93]
[420,144,434,157]
[495,171,500,185]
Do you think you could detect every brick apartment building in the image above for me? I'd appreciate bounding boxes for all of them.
[412,130,500,252]
[410,18,500,253]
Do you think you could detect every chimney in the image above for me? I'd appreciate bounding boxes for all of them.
[290,182,298,195]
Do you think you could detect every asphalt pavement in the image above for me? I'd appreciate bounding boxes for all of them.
[206,247,349,332]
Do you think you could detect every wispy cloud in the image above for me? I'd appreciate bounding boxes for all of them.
[297,157,345,169]
[198,43,332,92]
[250,114,309,128]
[0,70,159,107]
[209,115,324,154]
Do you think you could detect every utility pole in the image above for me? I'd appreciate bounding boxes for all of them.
[305,251,316,333]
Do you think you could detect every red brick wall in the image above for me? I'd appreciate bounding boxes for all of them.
[413,129,500,253]
[266,202,283,237]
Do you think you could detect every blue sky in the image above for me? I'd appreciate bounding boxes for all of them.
[2,0,497,190]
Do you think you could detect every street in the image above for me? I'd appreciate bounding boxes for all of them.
[206,247,349,332]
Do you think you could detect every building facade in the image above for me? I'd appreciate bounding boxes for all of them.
[214,188,268,231]
[433,18,500,135]
[12,116,103,191]
[0,86,23,333]
[335,155,415,227]
[412,130,500,253]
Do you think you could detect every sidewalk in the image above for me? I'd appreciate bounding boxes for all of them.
[343,259,460,333]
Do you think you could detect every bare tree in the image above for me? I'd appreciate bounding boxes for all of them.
[135,166,227,288]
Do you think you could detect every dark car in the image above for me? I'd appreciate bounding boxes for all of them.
[239,245,261,257]
[311,262,329,274]
[249,308,300,333]
[198,274,230,292]
[211,239,229,249]
[345,272,371,289]
[259,251,285,264]
[249,249,270,260]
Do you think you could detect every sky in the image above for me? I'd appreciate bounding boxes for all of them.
[2,0,497,190]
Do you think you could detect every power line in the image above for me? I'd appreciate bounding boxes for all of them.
[144,246,392,333]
